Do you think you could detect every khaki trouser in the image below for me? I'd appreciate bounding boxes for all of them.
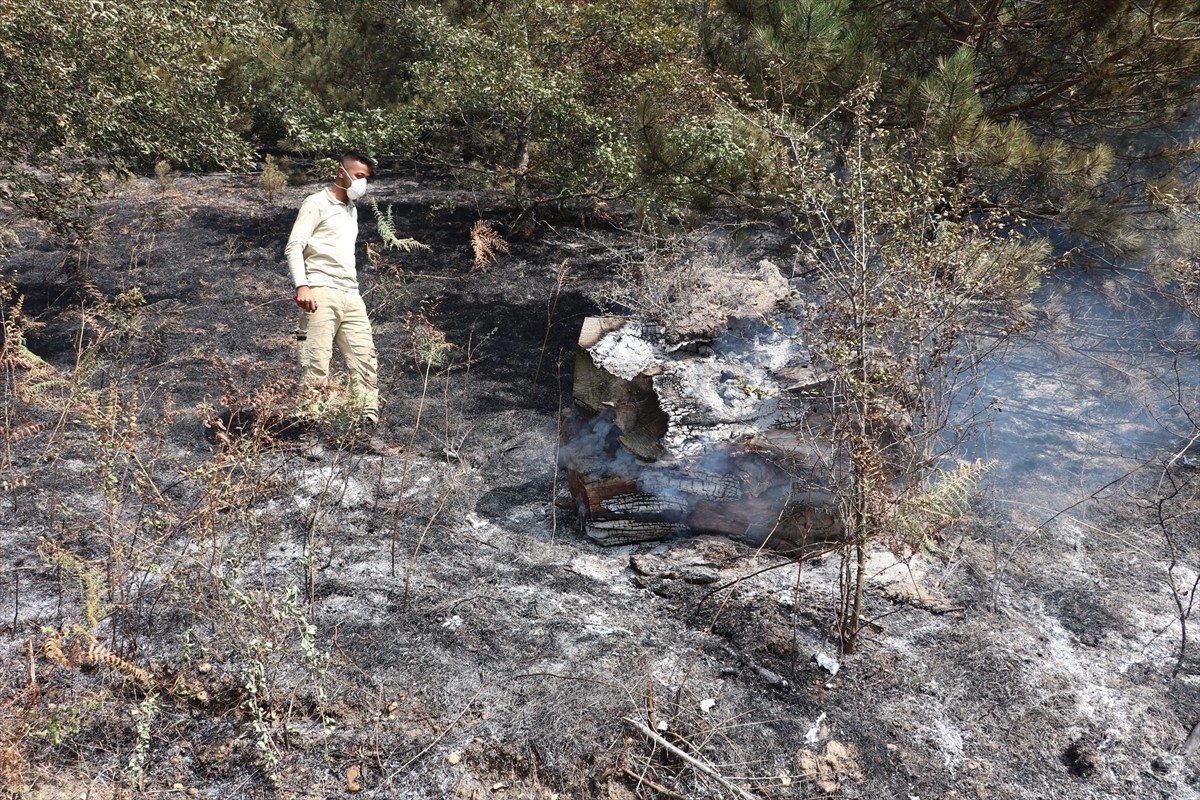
[296,286,379,423]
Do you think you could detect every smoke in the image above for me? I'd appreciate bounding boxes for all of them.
[955,264,1200,515]
[561,314,840,547]
[557,410,645,479]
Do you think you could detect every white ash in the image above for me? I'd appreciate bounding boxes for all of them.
[586,317,816,458]
[586,326,660,380]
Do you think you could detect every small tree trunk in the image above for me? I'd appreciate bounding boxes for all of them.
[512,107,534,236]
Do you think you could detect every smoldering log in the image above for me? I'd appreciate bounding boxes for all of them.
[562,315,844,552]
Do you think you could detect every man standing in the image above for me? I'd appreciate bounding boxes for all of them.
[286,151,384,453]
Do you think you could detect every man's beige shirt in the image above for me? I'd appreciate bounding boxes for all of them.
[285,188,360,292]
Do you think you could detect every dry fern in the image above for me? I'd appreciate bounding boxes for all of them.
[0,475,31,492]
[42,627,152,686]
[85,638,152,685]
[470,220,509,273]
[403,310,453,369]
[592,196,615,224]
[2,421,47,444]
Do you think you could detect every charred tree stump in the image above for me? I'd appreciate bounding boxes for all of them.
[561,316,843,552]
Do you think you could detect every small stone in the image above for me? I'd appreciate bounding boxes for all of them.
[680,567,719,584]
[755,666,784,685]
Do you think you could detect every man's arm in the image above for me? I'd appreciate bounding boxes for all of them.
[285,197,321,310]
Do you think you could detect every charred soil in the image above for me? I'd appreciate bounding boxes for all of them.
[1,169,1198,799]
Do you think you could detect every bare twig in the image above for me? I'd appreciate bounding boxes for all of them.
[401,487,452,609]
[534,259,570,383]
[622,766,689,799]
[621,717,762,800]
[368,683,488,798]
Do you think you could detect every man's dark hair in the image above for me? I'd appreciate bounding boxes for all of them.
[340,151,376,175]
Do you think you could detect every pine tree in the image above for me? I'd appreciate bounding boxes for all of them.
[701,0,1200,250]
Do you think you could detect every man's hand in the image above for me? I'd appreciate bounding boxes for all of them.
[293,285,317,312]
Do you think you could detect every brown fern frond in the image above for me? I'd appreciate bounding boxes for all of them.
[592,196,615,224]
[1,476,31,493]
[3,421,47,443]
[366,241,384,268]
[85,639,152,685]
[470,220,509,273]
[42,631,68,668]
[64,636,84,669]
[43,627,154,685]
[1,342,51,374]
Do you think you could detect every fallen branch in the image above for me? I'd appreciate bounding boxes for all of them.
[622,766,688,799]
[621,717,762,800]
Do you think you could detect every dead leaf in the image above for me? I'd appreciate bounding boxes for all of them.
[345,764,362,793]
[825,740,851,760]
[797,739,862,794]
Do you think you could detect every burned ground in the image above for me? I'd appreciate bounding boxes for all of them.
[1,169,1199,799]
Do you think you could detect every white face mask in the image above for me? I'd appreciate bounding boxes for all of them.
[346,176,368,201]
[339,167,368,201]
